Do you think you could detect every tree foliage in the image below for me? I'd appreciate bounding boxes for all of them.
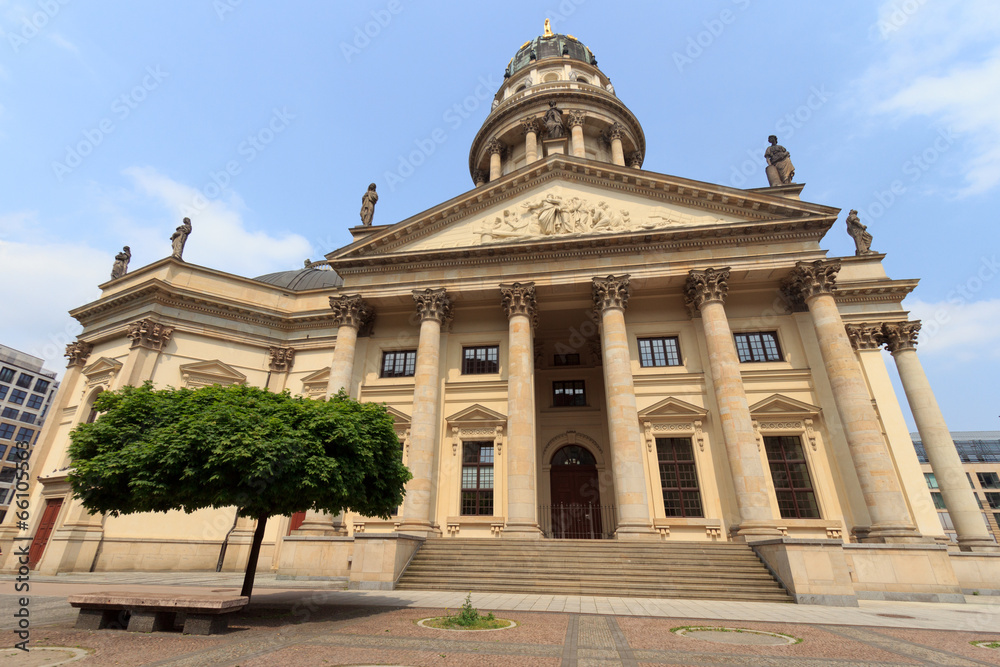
[68,383,411,521]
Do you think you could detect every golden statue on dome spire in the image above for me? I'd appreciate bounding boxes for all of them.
[543,18,553,37]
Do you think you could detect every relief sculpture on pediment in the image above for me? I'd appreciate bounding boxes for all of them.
[475,193,708,244]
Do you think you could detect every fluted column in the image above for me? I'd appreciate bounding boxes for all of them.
[487,138,505,181]
[396,288,451,536]
[522,118,539,164]
[325,295,372,398]
[592,276,656,539]
[607,123,626,166]
[784,260,921,542]
[500,282,542,537]
[882,321,997,551]
[685,269,780,537]
[567,110,586,158]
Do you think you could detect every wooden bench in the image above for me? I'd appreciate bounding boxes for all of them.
[68,592,249,635]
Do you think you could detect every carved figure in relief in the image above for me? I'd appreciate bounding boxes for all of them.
[522,195,565,234]
[359,183,378,226]
[845,209,875,255]
[111,245,131,279]
[170,218,192,259]
[590,201,624,231]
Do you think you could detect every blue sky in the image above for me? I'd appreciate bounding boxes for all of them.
[0,1,997,430]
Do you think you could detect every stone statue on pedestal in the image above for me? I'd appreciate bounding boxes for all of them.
[543,101,566,138]
[360,183,378,226]
[111,246,131,279]
[846,209,875,255]
[764,135,795,185]
[170,218,192,259]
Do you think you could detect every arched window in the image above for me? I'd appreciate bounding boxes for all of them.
[576,76,590,85]
[551,445,596,466]
[515,84,527,93]
[543,72,559,83]
[85,388,103,424]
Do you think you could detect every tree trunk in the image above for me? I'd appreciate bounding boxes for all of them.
[240,513,269,600]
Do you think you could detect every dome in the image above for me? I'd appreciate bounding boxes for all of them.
[505,30,597,78]
[253,267,343,291]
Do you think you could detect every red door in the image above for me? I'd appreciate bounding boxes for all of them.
[28,498,63,569]
[549,465,602,538]
[287,511,306,535]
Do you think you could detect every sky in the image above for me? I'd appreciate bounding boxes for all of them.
[0,1,997,430]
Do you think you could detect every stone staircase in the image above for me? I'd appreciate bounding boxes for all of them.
[396,538,793,602]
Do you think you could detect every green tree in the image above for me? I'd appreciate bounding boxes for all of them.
[68,383,411,598]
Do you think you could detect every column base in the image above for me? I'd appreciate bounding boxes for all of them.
[957,538,1000,553]
[861,523,928,544]
[614,523,660,541]
[502,522,543,538]
[294,526,348,537]
[731,521,784,540]
[394,520,441,538]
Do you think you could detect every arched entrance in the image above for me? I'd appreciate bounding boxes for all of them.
[548,445,605,539]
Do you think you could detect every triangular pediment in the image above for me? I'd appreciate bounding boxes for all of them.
[300,367,330,384]
[179,360,247,388]
[638,396,708,419]
[81,357,123,379]
[384,405,411,426]
[328,156,837,268]
[445,404,507,424]
[749,394,821,417]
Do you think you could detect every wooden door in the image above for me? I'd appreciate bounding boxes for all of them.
[28,498,63,569]
[549,465,601,538]
[287,511,306,535]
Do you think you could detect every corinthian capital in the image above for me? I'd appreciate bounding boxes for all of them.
[127,318,174,351]
[845,324,884,351]
[782,259,841,305]
[413,287,452,324]
[566,110,586,128]
[268,346,295,372]
[606,122,625,141]
[329,295,373,330]
[684,268,730,313]
[65,341,94,368]
[882,321,921,354]
[499,282,537,326]
[593,275,631,313]
[487,138,506,156]
[627,151,643,168]
[520,117,539,136]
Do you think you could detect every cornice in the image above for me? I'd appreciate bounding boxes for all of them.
[832,279,919,305]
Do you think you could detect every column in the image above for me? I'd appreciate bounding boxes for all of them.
[499,282,542,537]
[396,288,451,536]
[685,269,780,537]
[628,151,643,169]
[567,110,586,158]
[882,321,997,551]
[325,295,372,398]
[521,118,539,164]
[592,275,656,539]
[607,122,626,166]
[783,260,922,542]
[487,138,505,181]
[472,170,486,188]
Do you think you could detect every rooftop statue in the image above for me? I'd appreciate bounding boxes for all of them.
[111,245,131,279]
[845,209,875,256]
[764,135,795,186]
[360,183,378,226]
[170,218,192,260]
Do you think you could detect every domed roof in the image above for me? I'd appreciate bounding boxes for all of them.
[505,22,597,78]
[253,267,343,291]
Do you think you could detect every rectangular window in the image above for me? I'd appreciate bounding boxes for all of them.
[931,491,947,510]
[985,492,1000,510]
[5,447,21,462]
[15,428,34,442]
[33,379,50,393]
[380,350,416,378]
[553,380,586,407]
[19,413,35,425]
[637,337,681,367]
[0,386,7,401]
[977,472,1000,490]
[924,472,938,489]
[8,390,26,406]
[553,353,580,366]
[734,332,783,363]
[461,441,494,516]
[0,425,12,440]
[994,513,1000,529]
[1,408,17,420]
[461,346,499,375]
[26,394,43,410]
[0,468,13,484]
[0,368,13,384]
[764,435,820,519]
[656,437,703,517]
[15,373,32,389]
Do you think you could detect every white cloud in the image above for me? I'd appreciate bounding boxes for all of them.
[46,31,78,55]
[858,0,1000,196]
[905,298,1000,361]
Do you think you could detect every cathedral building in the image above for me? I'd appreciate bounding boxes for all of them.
[7,25,998,603]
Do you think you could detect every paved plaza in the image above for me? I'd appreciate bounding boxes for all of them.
[1,573,999,666]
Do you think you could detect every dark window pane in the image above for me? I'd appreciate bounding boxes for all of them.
[0,368,14,384]
[0,424,13,440]
[637,337,681,367]
[462,346,499,374]
[0,387,6,401]
[931,491,947,510]
[34,379,50,393]
[461,441,494,515]
[19,413,35,425]
[381,350,416,378]
[764,435,819,518]
[1,408,17,420]
[15,428,34,442]
[656,437,702,517]
[733,332,783,363]
[551,445,596,466]
[977,472,1000,489]
[15,374,32,389]
[8,390,26,406]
